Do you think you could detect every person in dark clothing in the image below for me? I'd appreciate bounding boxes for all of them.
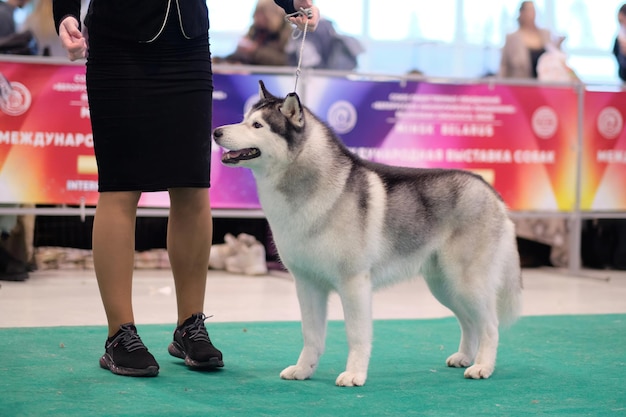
[0,0,30,38]
[218,0,293,66]
[613,3,626,81]
[286,17,364,70]
[52,0,319,377]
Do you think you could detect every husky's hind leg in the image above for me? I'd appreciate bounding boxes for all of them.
[463,315,499,379]
[423,270,481,368]
[424,259,500,379]
[461,222,522,379]
[453,293,499,379]
[280,277,330,381]
[445,314,479,368]
[444,288,499,379]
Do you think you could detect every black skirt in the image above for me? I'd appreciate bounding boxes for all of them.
[85,10,213,192]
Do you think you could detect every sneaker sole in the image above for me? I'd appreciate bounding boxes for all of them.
[99,354,159,377]
[0,271,29,281]
[168,342,224,369]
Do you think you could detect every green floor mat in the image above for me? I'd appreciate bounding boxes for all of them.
[1,315,624,416]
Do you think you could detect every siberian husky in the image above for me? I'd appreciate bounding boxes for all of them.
[212,81,522,387]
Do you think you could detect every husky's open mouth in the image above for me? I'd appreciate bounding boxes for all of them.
[221,148,261,164]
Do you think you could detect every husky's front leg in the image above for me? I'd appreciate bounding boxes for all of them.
[335,272,373,387]
[280,277,329,381]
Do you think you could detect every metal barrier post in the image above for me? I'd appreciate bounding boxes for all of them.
[568,83,585,274]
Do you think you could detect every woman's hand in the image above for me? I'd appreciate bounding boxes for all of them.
[58,16,87,61]
[289,1,320,32]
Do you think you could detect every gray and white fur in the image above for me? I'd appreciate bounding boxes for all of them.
[213,81,522,387]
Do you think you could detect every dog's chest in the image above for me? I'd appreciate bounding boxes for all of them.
[268,215,370,282]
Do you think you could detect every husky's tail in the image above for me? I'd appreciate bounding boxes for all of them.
[497,272,523,327]
[496,220,523,327]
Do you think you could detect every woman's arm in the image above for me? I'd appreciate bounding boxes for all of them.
[52,0,86,61]
[52,0,81,34]
[273,0,298,14]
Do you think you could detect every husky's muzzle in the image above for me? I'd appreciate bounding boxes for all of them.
[212,128,261,164]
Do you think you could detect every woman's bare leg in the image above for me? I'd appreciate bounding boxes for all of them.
[167,188,212,325]
[92,191,141,337]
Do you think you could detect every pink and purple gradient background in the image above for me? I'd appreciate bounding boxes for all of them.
[0,61,623,211]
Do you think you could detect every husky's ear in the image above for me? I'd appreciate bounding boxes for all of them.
[280,92,304,128]
[258,80,275,100]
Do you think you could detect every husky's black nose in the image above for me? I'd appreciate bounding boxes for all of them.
[213,128,223,139]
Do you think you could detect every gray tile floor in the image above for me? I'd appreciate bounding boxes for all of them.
[1,267,625,328]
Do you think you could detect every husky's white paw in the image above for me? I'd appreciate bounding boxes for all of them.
[446,352,472,368]
[464,364,494,379]
[280,365,314,381]
[335,371,367,387]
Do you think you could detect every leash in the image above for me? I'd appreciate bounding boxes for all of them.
[284,7,312,93]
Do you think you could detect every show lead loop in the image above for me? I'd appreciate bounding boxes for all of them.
[284,7,313,93]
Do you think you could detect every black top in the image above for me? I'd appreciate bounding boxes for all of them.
[529,47,545,79]
[53,0,298,42]
[613,38,626,82]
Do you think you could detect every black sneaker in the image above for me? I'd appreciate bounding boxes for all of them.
[0,269,28,282]
[168,313,224,369]
[99,323,159,377]
[0,247,29,282]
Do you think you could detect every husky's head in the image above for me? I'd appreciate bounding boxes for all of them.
[213,80,307,173]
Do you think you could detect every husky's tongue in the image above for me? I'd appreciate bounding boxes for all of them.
[222,148,260,163]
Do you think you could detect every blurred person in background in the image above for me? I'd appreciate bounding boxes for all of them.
[498,1,570,267]
[0,0,30,37]
[0,1,34,282]
[613,3,626,81]
[286,15,363,71]
[0,0,35,54]
[0,0,34,282]
[215,0,292,66]
[499,1,563,79]
[22,0,70,56]
[1,0,92,282]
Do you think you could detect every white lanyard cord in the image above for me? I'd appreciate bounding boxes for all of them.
[284,8,312,93]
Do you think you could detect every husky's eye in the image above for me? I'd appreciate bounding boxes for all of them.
[252,121,263,129]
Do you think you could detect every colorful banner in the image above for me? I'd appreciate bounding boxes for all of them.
[0,60,289,208]
[581,89,626,211]
[1,61,94,204]
[0,59,587,211]
[304,76,579,211]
